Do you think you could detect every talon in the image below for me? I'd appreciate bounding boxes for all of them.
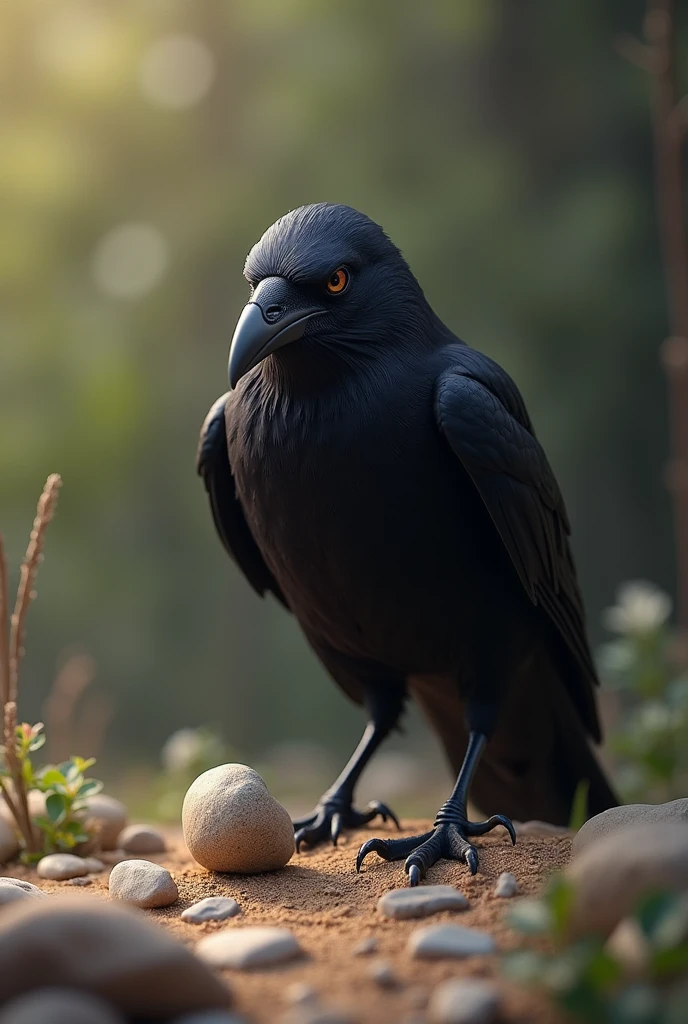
[407,863,422,887]
[465,847,478,875]
[331,812,342,845]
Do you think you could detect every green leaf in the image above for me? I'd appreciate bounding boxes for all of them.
[568,779,590,833]
[28,733,46,753]
[507,898,552,935]
[650,942,688,978]
[547,875,576,936]
[46,792,67,824]
[77,779,102,798]
[40,769,67,788]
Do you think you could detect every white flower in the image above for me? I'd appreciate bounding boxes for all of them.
[602,580,672,636]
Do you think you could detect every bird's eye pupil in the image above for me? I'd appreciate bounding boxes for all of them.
[326,267,349,294]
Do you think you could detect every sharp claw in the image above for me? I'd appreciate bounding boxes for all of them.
[331,812,342,845]
[294,828,307,853]
[356,839,377,873]
[465,847,478,875]
[407,863,422,886]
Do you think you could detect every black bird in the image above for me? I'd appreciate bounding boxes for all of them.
[198,203,617,886]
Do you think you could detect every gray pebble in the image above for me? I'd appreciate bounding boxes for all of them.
[368,960,397,988]
[428,978,500,1023]
[572,798,688,854]
[0,988,125,1024]
[197,926,302,969]
[0,878,48,907]
[378,885,468,920]
[493,872,517,898]
[108,859,178,908]
[118,824,167,854]
[82,857,105,873]
[37,854,88,881]
[352,936,377,956]
[408,924,495,960]
[67,876,93,886]
[181,896,241,924]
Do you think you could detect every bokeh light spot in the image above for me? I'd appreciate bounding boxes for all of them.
[91,223,169,300]
[139,34,215,110]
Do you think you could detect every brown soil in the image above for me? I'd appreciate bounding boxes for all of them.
[6,822,571,1023]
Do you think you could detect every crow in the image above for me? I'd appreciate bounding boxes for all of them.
[198,203,617,886]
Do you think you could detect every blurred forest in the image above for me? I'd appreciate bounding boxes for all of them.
[0,0,682,802]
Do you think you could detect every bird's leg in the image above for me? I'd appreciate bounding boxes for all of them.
[356,731,515,885]
[293,719,401,849]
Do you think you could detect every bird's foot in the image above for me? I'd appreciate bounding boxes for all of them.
[293,793,400,850]
[356,809,515,886]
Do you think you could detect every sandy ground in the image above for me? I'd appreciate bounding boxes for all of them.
[6,821,571,1024]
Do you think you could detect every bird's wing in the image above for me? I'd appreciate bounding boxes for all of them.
[434,350,600,737]
[197,393,288,608]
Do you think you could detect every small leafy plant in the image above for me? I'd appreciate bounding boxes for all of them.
[0,476,103,861]
[503,875,688,1024]
[598,580,688,802]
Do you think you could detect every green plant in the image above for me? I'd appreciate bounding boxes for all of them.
[598,580,688,802]
[503,875,688,1023]
[0,476,103,861]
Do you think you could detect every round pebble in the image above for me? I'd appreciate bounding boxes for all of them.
[108,859,178,908]
[197,926,301,969]
[182,764,294,873]
[352,936,377,956]
[0,818,19,865]
[567,821,688,937]
[368,960,397,988]
[407,924,496,960]
[0,988,125,1024]
[428,978,501,1024]
[378,884,468,920]
[572,798,688,855]
[181,897,241,924]
[83,794,128,851]
[82,857,105,874]
[0,878,48,908]
[37,854,88,881]
[493,872,517,898]
[118,824,166,855]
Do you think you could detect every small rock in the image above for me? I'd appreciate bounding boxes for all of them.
[285,982,318,1005]
[108,859,178,908]
[428,978,500,1024]
[493,872,517,898]
[514,820,570,837]
[0,818,19,865]
[119,824,166,854]
[352,936,378,956]
[197,926,301,969]
[573,798,688,855]
[0,898,230,1015]
[408,924,496,960]
[0,988,125,1024]
[567,821,688,937]
[82,857,105,873]
[378,884,468,920]
[368,960,397,988]
[182,897,241,924]
[83,794,128,851]
[0,878,48,908]
[37,854,88,881]
[183,764,294,874]
[67,877,92,887]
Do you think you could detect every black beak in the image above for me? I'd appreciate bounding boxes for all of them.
[228,277,326,388]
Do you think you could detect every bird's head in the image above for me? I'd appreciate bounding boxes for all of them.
[227,203,430,388]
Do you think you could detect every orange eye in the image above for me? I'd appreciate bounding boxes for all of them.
[326,267,349,294]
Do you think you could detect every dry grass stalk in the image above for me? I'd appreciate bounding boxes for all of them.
[1,474,62,854]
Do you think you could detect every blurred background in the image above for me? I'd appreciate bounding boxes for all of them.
[0,0,683,816]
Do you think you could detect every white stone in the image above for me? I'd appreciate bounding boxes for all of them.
[0,818,19,865]
[82,857,105,874]
[378,884,468,920]
[108,859,178,908]
[0,878,48,908]
[182,896,241,924]
[37,854,88,881]
[182,764,294,874]
[494,872,517,898]
[573,798,688,855]
[118,824,166,854]
[428,978,501,1024]
[0,898,229,1015]
[197,926,301,969]
[83,794,127,851]
[0,989,125,1024]
[567,821,688,937]
[408,923,496,960]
